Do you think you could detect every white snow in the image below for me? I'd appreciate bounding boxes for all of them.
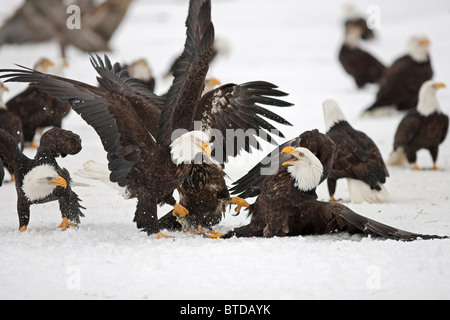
[1,0,450,300]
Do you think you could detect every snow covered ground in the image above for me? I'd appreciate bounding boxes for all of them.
[1,0,450,300]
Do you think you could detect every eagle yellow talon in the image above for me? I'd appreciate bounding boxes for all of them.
[172,203,189,217]
[19,225,27,232]
[229,197,250,213]
[156,231,174,240]
[57,217,76,231]
[206,230,226,239]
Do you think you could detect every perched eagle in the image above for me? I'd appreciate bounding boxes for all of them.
[0,82,24,182]
[339,25,385,89]
[322,99,390,203]
[226,131,446,240]
[365,35,433,114]
[6,58,71,148]
[387,81,448,170]
[0,128,84,231]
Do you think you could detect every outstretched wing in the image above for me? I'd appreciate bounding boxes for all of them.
[36,128,82,159]
[195,81,293,163]
[0,64,156,187]
[326,201,447,241]
[157,0,215,147]
[231,129,336,198]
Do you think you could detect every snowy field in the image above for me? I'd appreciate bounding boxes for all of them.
[1,0,450,300]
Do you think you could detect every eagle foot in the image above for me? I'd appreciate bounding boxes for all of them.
[57,217,77,231]
[156,231,174,240]
[19,225,27,232]
[205,229,226,239]
[172,203,189,217]
[229,197,250,213]
[29,141,40,149]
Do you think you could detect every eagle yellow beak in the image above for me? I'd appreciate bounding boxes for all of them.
[281,146,298,166]
[433,82,446,89]
[202,142,212,156]
[2,85,9,92]
[206,78,221,86]
[420,38,430,46]
[48,176,67,189]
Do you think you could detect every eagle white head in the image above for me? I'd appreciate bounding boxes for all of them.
[170,131,212,165]
[417,80,446,116]
[281,146,324,192]
[408,35,430,63]
[22,164,68,202]
[322,99,347,132]
[128,58,153,82]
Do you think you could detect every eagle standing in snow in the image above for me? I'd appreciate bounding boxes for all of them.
[225,130,446,240]
[322,99,390,203]
[0,128,84,231]
[387,80,448,170]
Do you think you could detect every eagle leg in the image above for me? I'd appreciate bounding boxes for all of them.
[229,197,250,213]
[57,217,77,231]
[19,225,27,232]
[412,163,421,171]
[29,141,40,149]
[329,194,338,202]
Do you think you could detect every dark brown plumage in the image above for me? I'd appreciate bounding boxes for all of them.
[158,81,293,234]
[339,25,385,89]
[365,36,433,113]
[388,81,448,170]
[225,130,446,241]
[0,0,216,238]
[0,128,84,231]
[323,99,389,203]
[6,58,71,147]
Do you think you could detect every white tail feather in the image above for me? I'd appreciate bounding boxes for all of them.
[347,178,391,204]
[386,148,408,166]
[75,161,129,198]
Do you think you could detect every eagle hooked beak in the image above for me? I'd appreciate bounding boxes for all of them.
[202,142,212,156]
[48,176,68,189]
[281,146,303,166]
[420,38,430,46]
[2,85,9,92]
[433,82,446,89]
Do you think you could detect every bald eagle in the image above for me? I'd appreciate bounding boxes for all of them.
[387,80,448,170]
[365,35,433,114]
[225,130,446,240]
[322,99,390,203]
[339,25,385,89]
[0,128,84,231]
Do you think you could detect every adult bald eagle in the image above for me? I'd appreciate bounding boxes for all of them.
[339,25,385,89]
[365,35,433,114]
[123,58,156,92]
[322,99,390,203]
[6,58,71,148]
[387,81,448,170]
[225,131,446,240]
[0,128,84,231]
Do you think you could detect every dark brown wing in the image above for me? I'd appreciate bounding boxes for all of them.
[328,122,388,189]
[393,110,423,150]
[230,129,335,198]
[0,65,157,187]
[157,0,214,147]
[326,201,447,240]
[35,128,82,159]
[195,81,293,162]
